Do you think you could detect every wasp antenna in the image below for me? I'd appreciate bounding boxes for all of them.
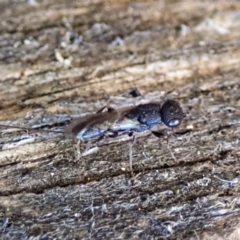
[129,134,136,175]
[0,124,63,134]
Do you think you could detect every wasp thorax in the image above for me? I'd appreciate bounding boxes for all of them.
[160,100,185,128]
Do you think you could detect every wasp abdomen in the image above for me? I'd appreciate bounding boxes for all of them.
[76,127,105,140]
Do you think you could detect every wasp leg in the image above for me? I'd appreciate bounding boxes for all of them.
[151,130,169,145]
[174,129,192,136]
[83,121,118,155]
[93,133,106,143]
[151,130,165,139]
[107,130,118,138]
[128,132,136,175]
[152,130,177,161]
[128,132,134,137]
[84,128,119,156]
[76,139,81,158]
[67,134,82,158]
[86,132,106,149]
[75,129,106,157]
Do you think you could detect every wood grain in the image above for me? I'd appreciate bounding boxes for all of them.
[0,0,240,239]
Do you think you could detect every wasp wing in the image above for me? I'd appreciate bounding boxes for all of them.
[110,105,150,133]
[65,109,119,140]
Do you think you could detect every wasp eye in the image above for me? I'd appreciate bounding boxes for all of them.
[168,119,180,127]
[161,100,185,128]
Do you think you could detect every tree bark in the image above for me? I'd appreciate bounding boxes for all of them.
[0,0,240,239]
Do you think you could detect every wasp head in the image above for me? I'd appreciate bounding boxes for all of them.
[161,100,185,128]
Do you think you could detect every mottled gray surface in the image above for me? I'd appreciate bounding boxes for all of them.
[0,0,240,239]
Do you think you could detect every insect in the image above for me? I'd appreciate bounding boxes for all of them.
[0,99,185,171]
[66,99,185,171]
[66,99,185,141]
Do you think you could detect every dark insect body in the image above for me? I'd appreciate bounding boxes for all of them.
[0,100,185,142]
[66,99,185,141]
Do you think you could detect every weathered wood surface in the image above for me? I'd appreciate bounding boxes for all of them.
[0,0,240,239]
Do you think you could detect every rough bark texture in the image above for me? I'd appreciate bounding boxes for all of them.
[0,0,240,239]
